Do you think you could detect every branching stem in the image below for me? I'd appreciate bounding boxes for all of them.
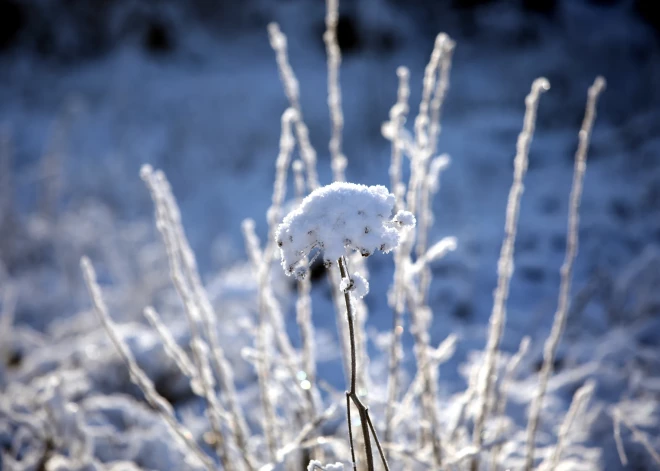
[338,256,390,471]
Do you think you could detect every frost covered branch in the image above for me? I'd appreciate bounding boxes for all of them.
[324,0,347,182]
[141,165,253,470]
[80,257,214,471]
[524,76,606,471]
[611,405,660,467]
[471,77,550,471]
[268,22,319,191]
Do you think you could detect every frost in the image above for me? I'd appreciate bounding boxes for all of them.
[307,460,344,471]
[392,210,416,228]
[276,182,415,279]
[340,273,369,299]
[339,277,352,293]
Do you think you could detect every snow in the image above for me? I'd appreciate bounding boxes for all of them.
[1,0,659,469]
[339,272,369,299]
[307,461,344,471]
[275,182,414,278]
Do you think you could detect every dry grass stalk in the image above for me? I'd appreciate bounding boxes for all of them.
[524,76,606,471]
[80,257,215,471]
[471,77,550,471]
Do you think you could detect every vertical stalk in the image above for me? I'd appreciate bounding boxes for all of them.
[524,76,605,470]
[338,257,389,471]
[470,78,549,471]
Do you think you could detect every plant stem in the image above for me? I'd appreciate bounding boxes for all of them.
[346,392,358,471]
[338,256,390,471]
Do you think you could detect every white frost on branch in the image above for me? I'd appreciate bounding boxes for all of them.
[340,272,369,299]
[276,182,415,279]
[307,461,344,471]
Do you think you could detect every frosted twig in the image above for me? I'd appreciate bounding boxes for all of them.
[404,33,452,228]
[489,336,530,469]
[387,67,411,195]
[408,303,443,466]
[350,266,371,401]
[409,236,457,277]
[415,33,449,153]
[293,160,307,198]
[242,219,280,461]
[268,22,319,191]
[324,0,346,182]
[429,37,455,157]
[391,334,457,431]
[141,166,251,470]
[257,110,320,426]
[143,306,197,381]
[262,108,320,425]
[543,381,595,470]
[381,442,434,468]
[297,266,316,377]
[245,215,318,465]
[524,76,605,471]
[157,175,251,463]
[415,229,455,310]
[471,77,550,471]
[80,257,214,470]
[271,404,338,466]
[268,23,301,115]
[264,112,317,410]
[330,267,352,389]
[611,407,660,467]
[294,165,317,390]
[269,107,298,231]
[294,155,321,465]
[613,412,627,465]
[141,168,234,468]
[383,240,406,456]
[415,154,451,270]
[448,399,470,446]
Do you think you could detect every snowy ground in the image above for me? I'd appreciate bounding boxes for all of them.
[1,0,659,469]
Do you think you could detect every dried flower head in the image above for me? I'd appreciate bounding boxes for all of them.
[276,182,415,279]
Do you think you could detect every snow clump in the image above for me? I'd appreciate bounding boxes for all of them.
[307,461,344,471]
[340,272,370,299]
[276,182,415,279]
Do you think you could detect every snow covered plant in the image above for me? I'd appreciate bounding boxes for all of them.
[275,181,415,282]
[277,182,415,471]
[307,461,344,471]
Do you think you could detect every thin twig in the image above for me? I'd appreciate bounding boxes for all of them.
[387,66,410,195]
[268,22,319,191]
[544,381,595,469]
[141,166,243,469]
[324,0,346,182]
[489,336,530,469]
[346,392,357,471]
[338,257,389,471]
[524,76,606,471]
[80,257,215,471]
[471,77,550,471]
[611,407,660,467]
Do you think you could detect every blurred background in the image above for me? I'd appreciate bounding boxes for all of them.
[1,0,659,337]
[1,1,660,466]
